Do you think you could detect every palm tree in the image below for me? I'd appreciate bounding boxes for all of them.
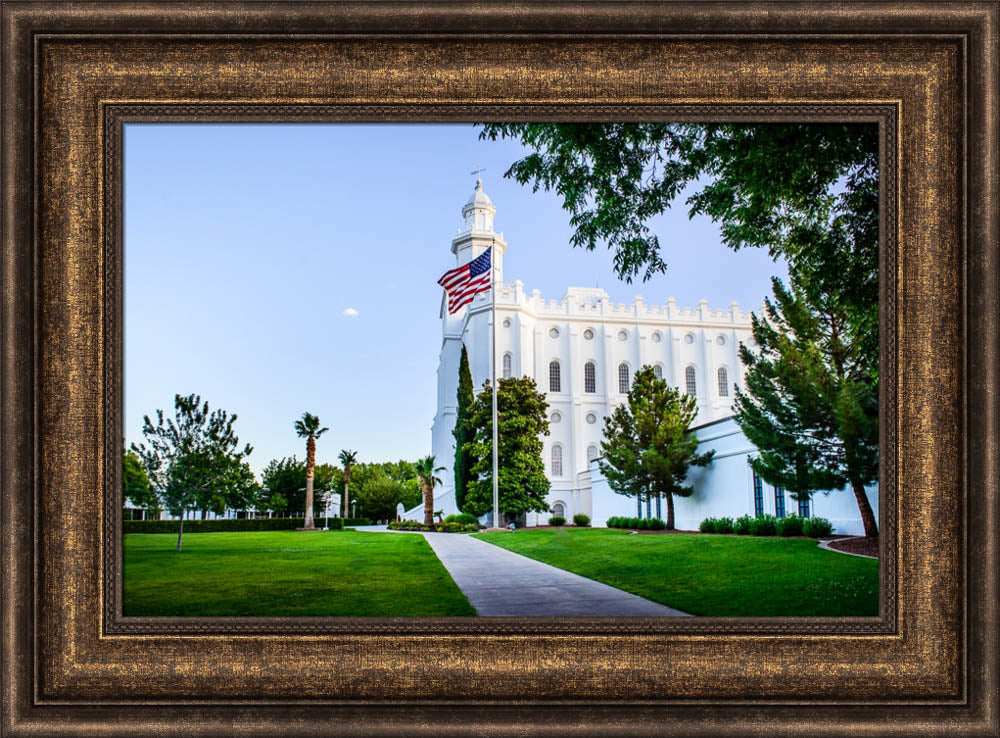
[415,455,445,526]
[338,449,358,520]
[294,412,329,530]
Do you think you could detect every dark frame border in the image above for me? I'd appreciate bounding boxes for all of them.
[3,3,996,735]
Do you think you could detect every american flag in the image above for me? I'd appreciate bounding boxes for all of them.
[438,248,493,314]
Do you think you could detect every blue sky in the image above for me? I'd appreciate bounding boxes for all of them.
[124,123,787,474]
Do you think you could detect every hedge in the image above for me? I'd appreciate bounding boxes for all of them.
[387,520,479,533]
[122,516,370,534]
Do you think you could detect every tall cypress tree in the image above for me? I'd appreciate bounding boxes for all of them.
[452,344,476,512]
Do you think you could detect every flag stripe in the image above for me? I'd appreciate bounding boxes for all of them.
[438,247,492,314]
[447,274,490,311]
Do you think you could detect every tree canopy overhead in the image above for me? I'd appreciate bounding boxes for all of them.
[479,122,878,363]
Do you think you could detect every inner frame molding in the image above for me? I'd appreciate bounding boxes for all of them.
[102,101,899,638]
[2,3,996,734]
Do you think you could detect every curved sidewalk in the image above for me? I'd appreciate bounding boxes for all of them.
[422,532,690,617]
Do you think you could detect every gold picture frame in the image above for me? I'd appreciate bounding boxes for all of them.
[2,2,996,734]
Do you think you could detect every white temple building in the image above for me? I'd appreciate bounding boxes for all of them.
[415,180,878,535]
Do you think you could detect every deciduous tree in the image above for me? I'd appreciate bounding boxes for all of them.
[464,377,551,520]
[132,394,252,550]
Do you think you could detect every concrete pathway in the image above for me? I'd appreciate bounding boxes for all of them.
[421,532,690,617]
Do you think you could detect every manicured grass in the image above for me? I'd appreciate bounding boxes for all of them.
[474,528,878,617]
[123,530,475,617]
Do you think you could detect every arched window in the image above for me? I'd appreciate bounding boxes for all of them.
[502,352,512,379]
[551,502,565,517]
[685,365,697,396]
[618,363,630,394]
[653,364,663,380]
[584,361,596,393]
[717,366,729,396]
[587,445,600,463]
[549,361,561,392]
[551,445,563,476]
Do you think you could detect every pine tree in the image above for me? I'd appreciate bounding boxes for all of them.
[734,272,879,537]
[452,344,476,512]
[463,377,551,519]
[599,366,714,529]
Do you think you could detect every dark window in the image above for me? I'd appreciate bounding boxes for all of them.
[774,485,786,518]
[718,367,729,397]
[618,363,630,394]
[549,361,561,392]
[798,496,810,518]
[584,361,596,393]
[752,469,764,517]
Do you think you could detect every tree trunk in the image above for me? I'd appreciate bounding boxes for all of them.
[176,517,184,551]
[343,466,350,520]
[665,493,675,530]
[423,484,434,525]
[304,436,316,529]
[851,478,879,537]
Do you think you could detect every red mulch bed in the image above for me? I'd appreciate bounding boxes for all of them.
[826,536,879,558]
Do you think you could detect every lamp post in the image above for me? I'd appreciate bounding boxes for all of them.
[322,492,330,531]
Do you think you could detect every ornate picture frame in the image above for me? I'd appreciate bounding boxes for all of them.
[2,3,996,735]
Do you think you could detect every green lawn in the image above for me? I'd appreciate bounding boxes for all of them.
[123,530,475,617]
[474,528,878,617]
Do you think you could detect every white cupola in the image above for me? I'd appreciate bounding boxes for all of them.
[461,178,497,233]
[450,177,507,282]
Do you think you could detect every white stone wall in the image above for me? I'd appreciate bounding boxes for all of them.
[589,417,879,536]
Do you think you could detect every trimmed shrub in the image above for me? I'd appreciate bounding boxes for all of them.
[802,517,833,538]
[637,518,650,530]
[548,516,566,527]
[733,514,754,535]
[699,517,717,533]
[605,517,620,528]
[444,513,479,526]
[573,514,591,527]
[776,514,804,537]
[714,516,734,534]
[342,517,372,527]
[329,517,344,530]
[647,517,667,530]
[749,514,778,536]
[628,517,641,529]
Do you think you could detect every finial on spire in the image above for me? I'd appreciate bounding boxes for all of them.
[471,166,487,187]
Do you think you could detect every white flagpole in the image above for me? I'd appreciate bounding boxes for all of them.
[490,244,499,528]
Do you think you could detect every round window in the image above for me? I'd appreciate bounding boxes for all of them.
[502,318,511,328]
[549,327,560,339]
[586,413,597,424]
[650,331,662,343]
[551,412,561,424]
[716,335,726,345]
[617,330,628,342]
[583,328,594,340]
[684,333,695,344]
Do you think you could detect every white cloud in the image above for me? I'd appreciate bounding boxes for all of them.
[343,308,359,317]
